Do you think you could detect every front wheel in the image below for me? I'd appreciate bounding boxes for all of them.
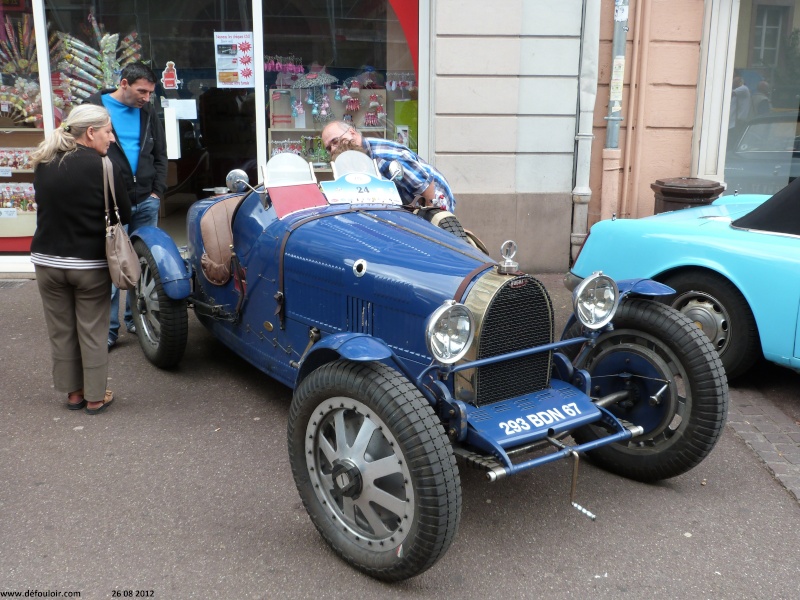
[131,239,188,368]
[564,299,728,482]
[288,361,461,582]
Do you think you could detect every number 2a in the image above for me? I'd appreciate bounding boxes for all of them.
[357,186,370,193]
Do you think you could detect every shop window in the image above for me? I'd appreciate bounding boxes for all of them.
[723,0,800,195]
[0,3,41,252]
[1,0,418,254]
[263,1,418,170]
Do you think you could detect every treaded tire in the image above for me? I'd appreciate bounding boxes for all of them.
[564,299,728,482]
[661,270,760,379]
[417,207,470,241]
[131,238,188,368]
[288,361,461,582]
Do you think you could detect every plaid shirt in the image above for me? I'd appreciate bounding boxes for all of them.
[364,138,456,212]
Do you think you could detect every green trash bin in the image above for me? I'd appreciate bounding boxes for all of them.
[651,177,725,214]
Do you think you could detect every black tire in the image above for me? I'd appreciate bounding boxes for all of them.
[130,239,188,368]
[288,361,461,582]
[563,299,728,482]
[661,270,760,379]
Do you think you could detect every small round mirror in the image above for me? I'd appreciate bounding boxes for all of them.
[225,169,250,193]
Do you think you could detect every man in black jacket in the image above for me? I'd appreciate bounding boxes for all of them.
[88,62,168,348]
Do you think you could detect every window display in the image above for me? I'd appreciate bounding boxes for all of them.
[0,0,418,254]
[0,8,41,251]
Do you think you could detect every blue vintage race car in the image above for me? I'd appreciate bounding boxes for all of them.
[129,151,728,581]
[568,177,800,379]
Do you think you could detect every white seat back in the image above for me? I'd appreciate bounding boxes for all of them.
[331,150,380,179]
[264,153,317,187]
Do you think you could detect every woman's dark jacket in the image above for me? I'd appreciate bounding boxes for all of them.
[31,145,131,261]
[87,89,168,205]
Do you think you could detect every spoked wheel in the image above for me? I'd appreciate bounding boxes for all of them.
[131,239,188,368]
[564,299,728,482]
[288,361,461,582]
[661,270,760,379]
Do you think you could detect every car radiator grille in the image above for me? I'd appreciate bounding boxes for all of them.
[474,275,554,406]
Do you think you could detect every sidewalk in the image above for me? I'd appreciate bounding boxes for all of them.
[727,392,800,501]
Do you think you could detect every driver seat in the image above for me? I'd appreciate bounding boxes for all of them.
[200,194,245,285]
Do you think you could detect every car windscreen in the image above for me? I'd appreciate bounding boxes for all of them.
[735,119,797,153]
[732,174,800,235]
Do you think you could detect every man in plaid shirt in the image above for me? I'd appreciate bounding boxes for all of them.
[321,121,456,213]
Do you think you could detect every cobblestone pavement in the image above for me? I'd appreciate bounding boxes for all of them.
[727,390,800,502]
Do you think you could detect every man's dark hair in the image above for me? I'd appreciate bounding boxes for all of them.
[120,62,157,86]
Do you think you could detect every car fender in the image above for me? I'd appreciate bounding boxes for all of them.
[296,333,396,385]
[130,226,192,300]
[617,278,675,297]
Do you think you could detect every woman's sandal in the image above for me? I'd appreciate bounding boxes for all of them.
[67,389,86,410]
[85,390,114,415]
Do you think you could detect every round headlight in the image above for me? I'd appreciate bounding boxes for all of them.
[573,272,619,330]
[425,301,475,364]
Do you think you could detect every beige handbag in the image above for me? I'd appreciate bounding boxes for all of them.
[103,157,141,290]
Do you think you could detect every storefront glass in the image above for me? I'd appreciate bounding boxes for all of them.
[725,0,800,195]
[0,2,41,251]
[43,0,255,197]
[0,0,417,254]
[262,1,418,172]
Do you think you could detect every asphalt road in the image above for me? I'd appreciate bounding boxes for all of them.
[1,275,798,599]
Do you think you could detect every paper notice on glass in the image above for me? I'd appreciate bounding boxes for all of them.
[161,99,197,120]
[214,32,255,88]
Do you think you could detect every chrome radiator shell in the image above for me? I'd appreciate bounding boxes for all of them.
[455,272,555,406]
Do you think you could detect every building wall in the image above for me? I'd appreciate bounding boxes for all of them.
[589,0,705,225]
[431,0,585,272]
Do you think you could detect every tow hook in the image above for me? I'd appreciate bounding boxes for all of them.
[548,436,597,521]
[569,451,597,521]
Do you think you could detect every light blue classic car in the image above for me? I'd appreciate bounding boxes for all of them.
[567,178,800,379]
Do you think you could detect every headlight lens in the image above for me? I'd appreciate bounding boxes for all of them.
[425,301,475,364]
[573,272,619,330]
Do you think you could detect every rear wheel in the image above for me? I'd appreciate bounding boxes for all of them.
[131,239,188,368]
[564,299,728,482]
[288,361,461,581]
[661,270,760,379]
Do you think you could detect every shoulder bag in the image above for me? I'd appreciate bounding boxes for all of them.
[103,156,141,290]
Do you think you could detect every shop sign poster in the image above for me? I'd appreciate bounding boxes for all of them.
[214,32,254,88]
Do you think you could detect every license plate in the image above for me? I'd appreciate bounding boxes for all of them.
[464,379,601,449]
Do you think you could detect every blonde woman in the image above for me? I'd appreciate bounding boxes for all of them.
[30,104,131,414]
